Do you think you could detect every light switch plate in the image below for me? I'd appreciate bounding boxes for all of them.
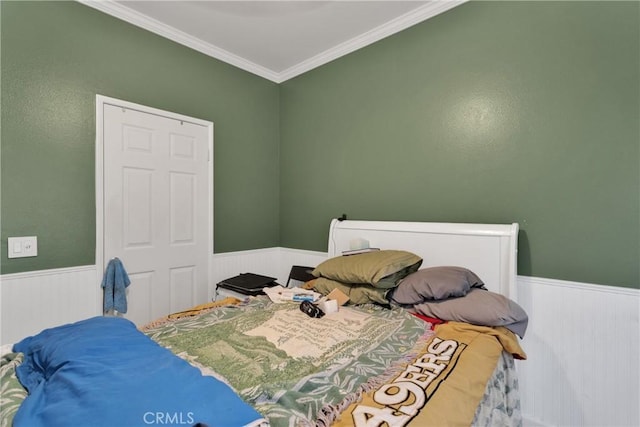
[8,236,38,258]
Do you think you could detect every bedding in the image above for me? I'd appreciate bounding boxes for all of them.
[311,277,390,305]
[312,250,422,288]
[1,297,524,427]
[332,321,526,427]
[411,288,529,338]
[390,266,485,304]
[145,297,525,427]
[0,351,26,427]
[143,297,430,426]
[9,316,266,427]
[310,262,528,338]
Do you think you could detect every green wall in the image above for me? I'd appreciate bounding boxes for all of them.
[280,1,639,288]
[1,1,280,274]
[1,1,638,288]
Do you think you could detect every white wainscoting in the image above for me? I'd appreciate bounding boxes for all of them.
[276,247,328,285]
[0,249,328,346]
[0,265,100,346]
[516,276,639,427]
[2,251,638,427]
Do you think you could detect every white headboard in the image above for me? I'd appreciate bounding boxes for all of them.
[327,219,519,300]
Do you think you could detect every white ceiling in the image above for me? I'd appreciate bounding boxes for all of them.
[80,1,465,83]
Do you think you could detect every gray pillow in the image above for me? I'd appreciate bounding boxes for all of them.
[412,288,529,338]
[390,266,484,305]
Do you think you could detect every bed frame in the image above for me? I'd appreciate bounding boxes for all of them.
[327,219,519,300]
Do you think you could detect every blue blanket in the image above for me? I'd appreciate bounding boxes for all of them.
[12,316,266,427]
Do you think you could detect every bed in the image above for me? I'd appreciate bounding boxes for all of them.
[0,219,527,427]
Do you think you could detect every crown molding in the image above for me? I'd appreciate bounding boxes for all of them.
[78,0,281,82]
[276,0,467,83]
[77,0,466,84]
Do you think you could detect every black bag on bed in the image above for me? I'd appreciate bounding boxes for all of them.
[216,273,279,296]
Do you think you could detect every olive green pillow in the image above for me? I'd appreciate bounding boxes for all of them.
[312,277,390,305]
[312,250,422,289]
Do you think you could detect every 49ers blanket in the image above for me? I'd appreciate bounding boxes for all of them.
[332,321,527,427]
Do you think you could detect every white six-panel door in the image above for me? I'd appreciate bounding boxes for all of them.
[102,102,210,326]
